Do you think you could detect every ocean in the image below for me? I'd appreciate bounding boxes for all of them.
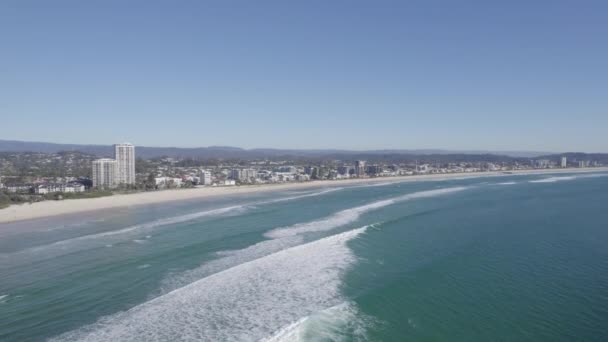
[1,172,608,341]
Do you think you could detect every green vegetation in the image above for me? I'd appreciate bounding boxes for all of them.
[0,192,10,209]
[42,191,113,201]
[0,189,114,209]
[0,151,96,179]
[0,190,43,208]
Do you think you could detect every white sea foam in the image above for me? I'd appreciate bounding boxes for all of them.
[1,189,351,273]
[0,294,8,303]
[7,188,341,259]
[159,235,305,293]
[137,264,151,269]
[529,176,577,183]
[265,187,467,239]
[159,187,465,292]
[578,173,608,179]
[50,227,368,342]
[260,187,343,204]
[20,205,246,252]
[497,182,517,185]
[356,181,399,188]
[262,302,373,342]
[530,173,608,183]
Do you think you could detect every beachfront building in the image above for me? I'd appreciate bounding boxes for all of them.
[229,169,241,181]
[199,170,212,185]
[242,168,256,182]
[230,168,256,182]
[366,165,383,175]
[304,166,317,176]
[92,159,118,188]
[337,166,352,177]
[154,177,183,188]
[64,182,86,193]
[5,184,33,193]
[35,182,85,194]
[114,143,136,185]
[277,166,297,173]
[561,156,567,168]
[355,160,366,177]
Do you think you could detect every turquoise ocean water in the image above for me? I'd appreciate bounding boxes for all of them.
[1,172,608,341]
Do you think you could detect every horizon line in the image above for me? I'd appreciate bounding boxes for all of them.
[0,138,571,155]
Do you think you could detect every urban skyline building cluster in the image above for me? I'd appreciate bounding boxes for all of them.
[92,143,136,188]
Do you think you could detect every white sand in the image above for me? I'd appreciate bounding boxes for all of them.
[1,167,607,224]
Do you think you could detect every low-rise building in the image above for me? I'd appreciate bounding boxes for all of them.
[155,177,183,188]
[34,182,86,194]
[6,184,33,193]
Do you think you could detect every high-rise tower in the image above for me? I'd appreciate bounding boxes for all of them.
[114,143,136,185]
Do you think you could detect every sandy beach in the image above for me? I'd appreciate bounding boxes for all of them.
[1,167,607,224]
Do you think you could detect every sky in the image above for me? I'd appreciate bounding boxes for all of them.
[1,0,607,152]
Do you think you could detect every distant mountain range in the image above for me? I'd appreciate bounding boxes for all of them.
[0,139,598,161]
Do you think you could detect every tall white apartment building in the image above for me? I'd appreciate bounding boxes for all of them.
[92,159,118,188]
[114,143,136,185]
[561,156,567,168]
[200,170,212,185]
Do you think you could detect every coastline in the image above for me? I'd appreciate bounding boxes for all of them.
[1,167,607,224]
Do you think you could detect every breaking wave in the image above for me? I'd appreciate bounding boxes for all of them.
[50,227,369,342]
[529,176,577,183]
[50,186,466,341]
[0,205,248,262]
[265,187,467,239]
[528,173,608,184]
[262,302,375,342]
[2,188,341,261]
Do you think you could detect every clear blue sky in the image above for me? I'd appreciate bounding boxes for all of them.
[2,0,607,152]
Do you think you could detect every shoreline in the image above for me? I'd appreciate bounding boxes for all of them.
[1,167,607,224]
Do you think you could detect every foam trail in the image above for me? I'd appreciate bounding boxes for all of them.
[14,188,341,255]
[259,187,343,204]
[529,176,576,183]
[497,182,517,185]
[577,173,608,179]
[530,173,608,183]
[262,302,373,342]
[265,187,467,239]
[5,188,342,261]
[50,227,369,342]
[1,205,247,260]
[159,234,305,293]
[355,181,400,188]
[63,205,245,241]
